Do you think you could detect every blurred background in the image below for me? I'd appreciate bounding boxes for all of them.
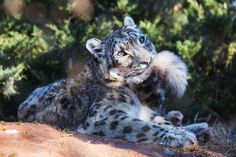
[0,0,235,122]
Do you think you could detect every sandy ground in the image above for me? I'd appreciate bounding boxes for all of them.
[0,122,227,157]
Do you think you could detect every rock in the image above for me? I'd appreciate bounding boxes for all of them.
[3,0,25,18]
[0,122,225,157]
[70,0,94,21]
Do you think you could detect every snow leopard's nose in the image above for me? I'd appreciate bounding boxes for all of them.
[137,56,151,65]
[133,50,151,64]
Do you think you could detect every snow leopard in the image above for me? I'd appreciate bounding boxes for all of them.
[18,17,209,151]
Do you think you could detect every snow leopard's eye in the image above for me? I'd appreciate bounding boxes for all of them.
[139,36,146,44]
[117,50,128,56]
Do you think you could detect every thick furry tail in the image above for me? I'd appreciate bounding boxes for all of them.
[152,51,188,98]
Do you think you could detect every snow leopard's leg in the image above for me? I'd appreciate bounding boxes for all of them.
[182,123,212,142]
[164,111,212,142]
[151,110,211,142]
[164,110,210,138]
[78,103,198,151]
[17,80,89,130]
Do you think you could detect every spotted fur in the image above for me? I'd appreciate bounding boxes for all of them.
[18,17,209,151]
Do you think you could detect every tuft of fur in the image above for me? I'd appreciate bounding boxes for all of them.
[153,51,188,97]
[128,50,188,98]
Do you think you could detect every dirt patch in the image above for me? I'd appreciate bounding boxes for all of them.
[0,122,228,157]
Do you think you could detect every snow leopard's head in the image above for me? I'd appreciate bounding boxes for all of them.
[86,16,156,83]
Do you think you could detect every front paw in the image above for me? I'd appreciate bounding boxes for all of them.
[164,128,198,151]
[165,110,183,127]
[196,126,213,143]
[182,132,198,151]
[182,122,212,143]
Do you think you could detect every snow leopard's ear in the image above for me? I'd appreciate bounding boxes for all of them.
[124,16,136,28]
[86,38,104,60]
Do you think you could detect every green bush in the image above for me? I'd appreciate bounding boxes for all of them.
[0,0,235,120]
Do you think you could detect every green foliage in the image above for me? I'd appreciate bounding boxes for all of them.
[176,39,202,65]
[46,21,75,49]
[0,0,235,120]
[0,64,24,97]
[0,20,47,56]
[116,0,138,15]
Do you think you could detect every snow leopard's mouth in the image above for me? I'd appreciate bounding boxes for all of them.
[124,55,153,79]
[124,63,149,79]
